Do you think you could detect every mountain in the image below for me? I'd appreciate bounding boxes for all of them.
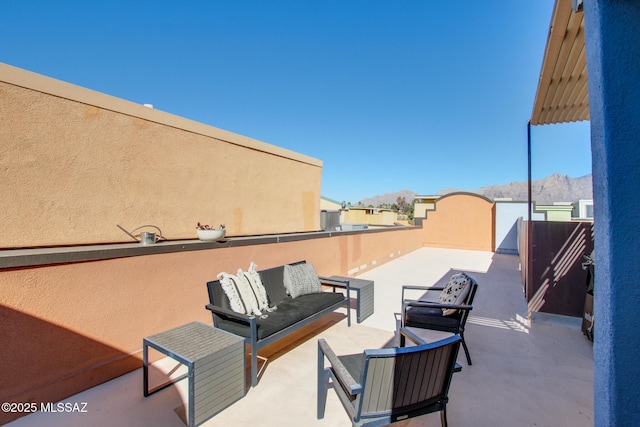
[358,190,418,207]
[357,173,592,207]
[446,173,593,205]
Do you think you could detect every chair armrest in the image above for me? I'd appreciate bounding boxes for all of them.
[205,304,256,323]
[403,300,473,312]
[401,285,444,302]
[402,285,445,291]
[318,339,362,395]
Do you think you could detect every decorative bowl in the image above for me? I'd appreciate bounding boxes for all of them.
[197,229,226,241]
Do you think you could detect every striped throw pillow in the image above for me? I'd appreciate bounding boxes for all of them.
[237,262,271,312]
[218,271,262,315]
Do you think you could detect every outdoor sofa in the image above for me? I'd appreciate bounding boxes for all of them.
[206,260,351,386]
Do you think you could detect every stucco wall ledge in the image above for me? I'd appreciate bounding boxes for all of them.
[0,226,420,269]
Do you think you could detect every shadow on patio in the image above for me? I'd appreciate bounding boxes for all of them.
[7,248,593,427]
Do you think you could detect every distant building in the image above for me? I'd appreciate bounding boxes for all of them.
[320,196,343,211]
[413,195,440,218]
[572,199,594,220]
[343,207,397,226]
[533,202,574,222]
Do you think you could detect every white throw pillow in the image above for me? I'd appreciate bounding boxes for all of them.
[237,262,271,312]
[438,272,472,316]
[218,271,262,315]
[283,263,322,298]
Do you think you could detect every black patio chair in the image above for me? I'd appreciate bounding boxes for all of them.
[317,335,462,427]
[400,273,478,365]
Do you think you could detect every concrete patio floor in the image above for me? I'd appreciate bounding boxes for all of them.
[7,247,594,427]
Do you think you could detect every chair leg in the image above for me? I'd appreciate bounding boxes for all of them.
[317,369,330,419]
[460,333,472,365]
[440,407,448,427]
[317,344,329,419]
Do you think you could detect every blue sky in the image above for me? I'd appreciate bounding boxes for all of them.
[1,0,592,204]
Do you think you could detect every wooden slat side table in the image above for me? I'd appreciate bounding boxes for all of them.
[328,275,375,323]
[143,321,245,427]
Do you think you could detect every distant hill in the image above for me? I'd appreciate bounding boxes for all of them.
[358,190,418,207]
[356,173,592,207]
[444,173,593,205]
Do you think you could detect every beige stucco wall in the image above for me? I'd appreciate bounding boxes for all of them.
[421,193,495,251]
[320,198,342,210]
[0,62,322,248]
[415,203,427,218]
[380,210,397,225]
[0,228,423,424]
[414,201,436,218]
[414,196,438,218]
[344,208,398,225]
[363,210,397,225]
[345,209,367,223]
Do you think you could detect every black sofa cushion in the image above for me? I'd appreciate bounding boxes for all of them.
[216,292,344,339]
[404,305,462,329]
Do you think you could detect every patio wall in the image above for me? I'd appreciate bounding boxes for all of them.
[0,227,422,425]
[0,62,322,248]
[421,192,495,251]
